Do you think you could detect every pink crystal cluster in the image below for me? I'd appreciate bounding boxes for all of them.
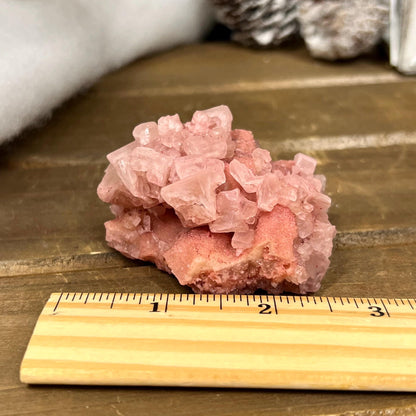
[97,105,336,294]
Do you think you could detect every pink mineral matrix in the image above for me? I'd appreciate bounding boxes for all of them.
[97,105,336,294]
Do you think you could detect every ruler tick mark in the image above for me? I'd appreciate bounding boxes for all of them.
[273,296,278,315]
[110,293,116,309]
[380,299,391,317]
[99,293,103,302]
[327,298,333,313]
[72,293,76,302]
[139,293,143,305]
[408,299,414,310]
[65,293,69,300]
[84,293,89,304]
[164,296,169,313]
[353,299,359,308]
[219,295,223,310]
[92,293,96,301]
[53,292,63,312]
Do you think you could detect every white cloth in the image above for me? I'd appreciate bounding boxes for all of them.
[0,0,214,144]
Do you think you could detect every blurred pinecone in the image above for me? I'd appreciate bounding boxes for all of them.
[298,0,390,60]
[210,0,299,47]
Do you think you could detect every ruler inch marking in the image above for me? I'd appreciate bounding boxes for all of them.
[273,296,278,315]
[24,292,416,390]
[380,299,391,318]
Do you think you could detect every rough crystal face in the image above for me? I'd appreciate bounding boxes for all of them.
[97,105,336,294]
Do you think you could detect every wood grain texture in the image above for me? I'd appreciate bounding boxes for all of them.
[20,293,416,390]
[1,144,415,277]
[1,42,416,415]
[1,246,416,415]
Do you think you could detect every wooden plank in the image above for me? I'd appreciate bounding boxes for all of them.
[2,245,416,414]
[98,43,406,96]
[2,82,416,168]
[1,143,415,276]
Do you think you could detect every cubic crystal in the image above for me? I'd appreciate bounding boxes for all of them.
[97,105,336,294]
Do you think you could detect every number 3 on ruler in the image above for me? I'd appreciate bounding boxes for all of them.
[368,305,385,317]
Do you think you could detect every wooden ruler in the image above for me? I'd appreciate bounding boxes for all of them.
[20,293,416,391]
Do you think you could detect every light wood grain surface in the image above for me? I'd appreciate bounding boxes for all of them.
[1,43,416,415]
[20,293,416,391]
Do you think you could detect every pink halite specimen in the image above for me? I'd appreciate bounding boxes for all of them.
[97,105,336,294]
